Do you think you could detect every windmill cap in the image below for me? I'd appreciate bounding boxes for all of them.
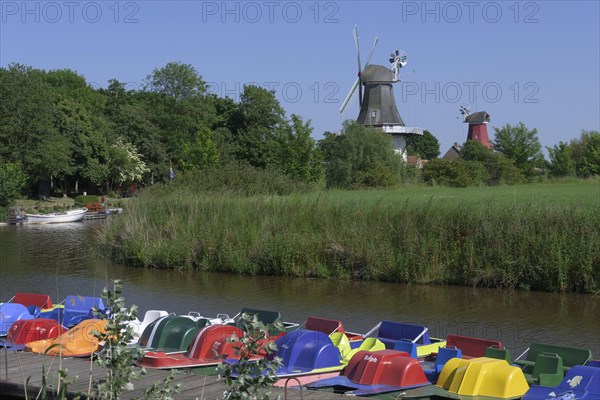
[464,111,490,124]
[361,65,395,84]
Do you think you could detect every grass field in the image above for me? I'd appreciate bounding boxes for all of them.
[304,181,600,208]
[98,181,600,293]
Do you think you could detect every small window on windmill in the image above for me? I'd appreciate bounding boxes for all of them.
[371,111,377,119]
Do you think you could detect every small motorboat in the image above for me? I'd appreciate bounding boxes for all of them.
[25,208,87,224]
[25,319,107,357]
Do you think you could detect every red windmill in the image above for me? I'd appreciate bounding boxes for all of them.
[460,106,492,148]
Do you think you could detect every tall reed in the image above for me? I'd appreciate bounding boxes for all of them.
[98,186,599,293]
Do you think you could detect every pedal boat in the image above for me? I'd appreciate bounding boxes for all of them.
[25,319,107,357]
[0,303,34,336]
[39,295,106,328]
[363,320,446,357]
[4,293,62,315]
[135,312,233,356]
[138,308,292,369]
[522,364,600,400]
[513,343,592,387]
[306,349,431,395]
[396,357,530,399]
[4,318,67,350]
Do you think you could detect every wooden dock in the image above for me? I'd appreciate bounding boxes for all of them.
[83,212,108,221]
[0,351,342,400]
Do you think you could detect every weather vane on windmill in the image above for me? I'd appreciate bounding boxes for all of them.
[340,25,423,161]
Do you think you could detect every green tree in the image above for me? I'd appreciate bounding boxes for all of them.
[178,127,220,171]
[233,85,285,169]
[547,141,575,177]
[276,115,323,183]
[320,121,402,189]
[570,130,600,177]
[461,140,524,185]
[407,130,440,159]
[143,62,206,100]
[493,122,544,176]
[0,162,27,208]
[108,138,149,192]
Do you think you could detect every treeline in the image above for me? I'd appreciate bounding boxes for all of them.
[1,62,599,210]
[0,62,324,203]
[418,124,600,188]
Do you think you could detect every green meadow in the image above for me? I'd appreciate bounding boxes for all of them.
[98,181,600,293]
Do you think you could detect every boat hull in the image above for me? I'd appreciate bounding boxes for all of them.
[26,208,87,224]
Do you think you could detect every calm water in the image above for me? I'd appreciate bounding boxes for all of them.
[0,221,598,357]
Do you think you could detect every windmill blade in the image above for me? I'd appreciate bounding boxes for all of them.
[353,25,361,73]
[364,36,379,68]
[352,25,363,107]
[339,79,360,114]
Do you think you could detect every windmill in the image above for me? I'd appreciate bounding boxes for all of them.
[460,106,492,148]
[340,26,423,160]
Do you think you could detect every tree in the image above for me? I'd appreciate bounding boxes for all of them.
[547,141,575,177]
[319,121,402,189]
[107,138,149,192]
[276,115,323,183]
[178,127,220,171]
[460,140,524,185]
[0,162,27,208]
[407,130,440,159]
[143,62,206,100]
[570,130,600,177]
[233,85,286,169]
[493,122,544,176]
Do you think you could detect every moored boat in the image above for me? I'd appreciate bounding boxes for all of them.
[25,319,107,357]
[306,349,432,395]
[5,318,67,350]
[25,208,87,224]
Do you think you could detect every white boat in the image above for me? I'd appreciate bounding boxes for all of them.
[25,208,87,224]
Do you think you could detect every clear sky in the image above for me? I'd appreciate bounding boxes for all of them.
[1,0,599,154]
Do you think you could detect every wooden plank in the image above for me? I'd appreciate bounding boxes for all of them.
[0,352,344,400]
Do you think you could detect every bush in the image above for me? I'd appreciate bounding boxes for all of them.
[460,141,524,185]
[74,194,100,205]
[422,159,487,187]
[167,160,317,196]
[320,122,403,189]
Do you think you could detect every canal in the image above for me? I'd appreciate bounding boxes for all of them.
[1,221,598,357]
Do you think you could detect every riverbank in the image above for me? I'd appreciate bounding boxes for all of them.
[98,182,600,293]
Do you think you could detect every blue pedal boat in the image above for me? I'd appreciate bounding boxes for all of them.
[364,320,446,357]
[522,364,600,400]
[0,303,34,337]
[39,295,106,328]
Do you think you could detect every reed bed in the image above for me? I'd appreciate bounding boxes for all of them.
[98,184,600,293]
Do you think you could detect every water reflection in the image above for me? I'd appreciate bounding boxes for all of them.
[0,222,598,357]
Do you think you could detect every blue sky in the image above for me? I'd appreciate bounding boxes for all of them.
[1,0,599,154]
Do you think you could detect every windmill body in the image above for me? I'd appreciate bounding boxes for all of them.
[341,27,423,161]
[460,107,492,148]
